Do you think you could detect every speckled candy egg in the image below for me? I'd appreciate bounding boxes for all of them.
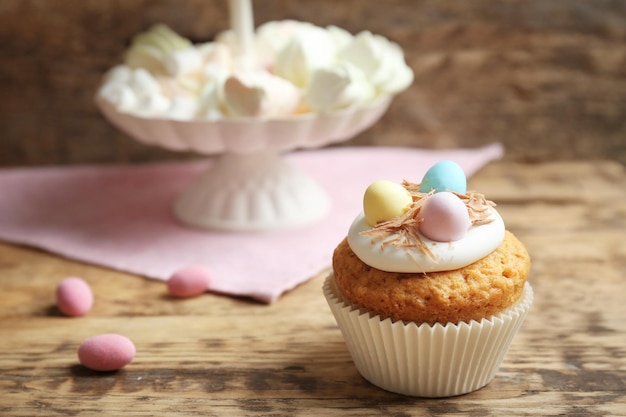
[78,334,136,372]
[419,160,467,194]
[418,191,471,242]
[56,277,93,317]
[167,265,212,298]
[363,180,413,227]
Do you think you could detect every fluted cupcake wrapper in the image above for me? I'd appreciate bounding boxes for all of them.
[323,275,534,398]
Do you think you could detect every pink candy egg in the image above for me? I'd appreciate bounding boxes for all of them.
[167,265,211,298]
[56,277,94,317]
[418,192,471,242]
[78,334,136,372]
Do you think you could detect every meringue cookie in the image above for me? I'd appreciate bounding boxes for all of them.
[99,67,171,116]
[102,20,414,120]
[340,31,413,94]
[97,81,138,113]
[256,20,303,53]
[273,24,337,88]
[154,76,193,99]
[125,24,193,75]
[103,65,133,84]
[124,43,167,75]
[304,62,376,112]
[197,65,229,119]
[254,20,305,68]
[128,68,162,99]
[134,93,171,117]
[168,96,199,120]
[198,86,226,120]
[326,25,354,50]
[197,42,233,68]
[222,71,301,118]
[102,68,167,116]
[203,63,231,86]
[164,48,204,77]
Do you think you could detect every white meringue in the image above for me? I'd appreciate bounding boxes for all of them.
[154,76,191,99]
[99,68,172,117]
[102,20,413,120]
[198,84,225,120]
[125,24,193,75]
[197,64,230,119]
[340,31,413,94]
[254,20,305,68]
[97,82,138,113]
[304,62,376,112]
[164,48,204,77]
[203,63,231,85]
[273,24,337,88]
[326,25,354,50]
[222,71,301,118]
[124,43,167,75]
[128,68,162,100]
[133,93,171,117]
[197,42,233,68]
[168,96,199,120]
[103,65,133,84]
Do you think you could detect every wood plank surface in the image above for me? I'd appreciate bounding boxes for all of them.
[0,160,625,416]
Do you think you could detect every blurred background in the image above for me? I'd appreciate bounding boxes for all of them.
[1,0,625,167]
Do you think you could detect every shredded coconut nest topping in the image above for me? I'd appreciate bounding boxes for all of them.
[361,181,496,261]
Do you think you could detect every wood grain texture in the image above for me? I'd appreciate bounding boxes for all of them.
[0,0,625,167]
[0,160,625,416]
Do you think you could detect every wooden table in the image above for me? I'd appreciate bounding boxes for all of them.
[1,160,625,416]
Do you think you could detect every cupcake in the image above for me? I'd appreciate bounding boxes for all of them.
[323,160,533,397]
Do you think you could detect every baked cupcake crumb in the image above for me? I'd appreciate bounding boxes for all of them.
[332,230,530,325]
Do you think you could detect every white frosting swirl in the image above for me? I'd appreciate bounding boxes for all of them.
[347,206,505,273]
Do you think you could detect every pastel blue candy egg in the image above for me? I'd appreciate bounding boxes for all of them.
[419,160,467,194]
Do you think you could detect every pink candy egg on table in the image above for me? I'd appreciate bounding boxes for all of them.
[418,192,471,242]
[167,265,212,298]
[78,334,136,372]
[56,277,93,317]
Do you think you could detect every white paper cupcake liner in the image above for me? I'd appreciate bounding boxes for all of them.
[323,274,533,397]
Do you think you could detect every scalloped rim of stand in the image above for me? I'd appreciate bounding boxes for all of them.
[96,96,392,155]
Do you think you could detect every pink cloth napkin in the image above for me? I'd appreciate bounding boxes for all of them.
[0,144,503,303]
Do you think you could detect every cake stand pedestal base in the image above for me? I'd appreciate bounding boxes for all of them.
[173,151,330,231]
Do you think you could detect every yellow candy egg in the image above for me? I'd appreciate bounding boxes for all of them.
[363,180,413,227]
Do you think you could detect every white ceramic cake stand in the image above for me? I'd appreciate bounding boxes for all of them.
[97,96,392,231]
